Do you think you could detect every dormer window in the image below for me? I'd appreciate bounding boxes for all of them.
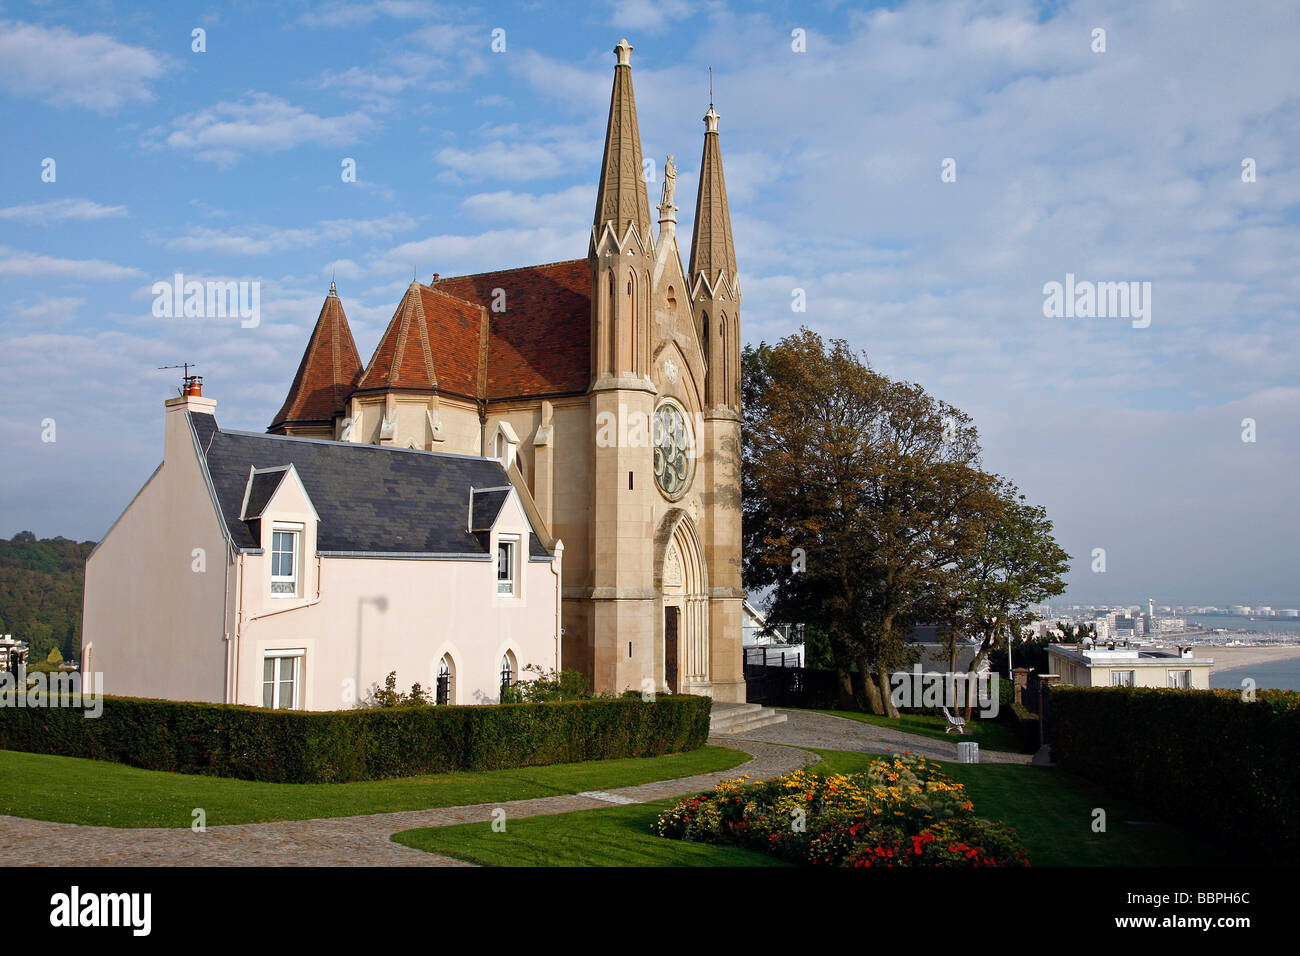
[497,536,518,596]
[271,525,301,597]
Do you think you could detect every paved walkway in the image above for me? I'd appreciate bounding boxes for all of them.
[0,739,814,867]
[1,712,1030,866]
[728,709,1034,765]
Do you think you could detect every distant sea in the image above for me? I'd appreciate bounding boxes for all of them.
[1210,658,1300,692]
[1185,614,1300,636]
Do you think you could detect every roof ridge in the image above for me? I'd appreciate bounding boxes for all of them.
[434,258,586,282]
[220,426,509,464]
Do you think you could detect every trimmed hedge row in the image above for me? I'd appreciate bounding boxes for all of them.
[999,699,1041,753]
[0,694,713,783]
[1049,686,1300,864]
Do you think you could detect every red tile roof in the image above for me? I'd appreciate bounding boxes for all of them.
[355,281,484,399]
[435,259,591,399]
[269,289,363,430]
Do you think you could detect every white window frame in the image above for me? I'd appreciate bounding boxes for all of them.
[1110,670,1135,687]
[497,535,519,596]
[1168,669,1191,689]
[270,524,302,598]
[263,651,304,710]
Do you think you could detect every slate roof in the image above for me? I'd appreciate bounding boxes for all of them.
[189,412,551,559]
[469,487,510,532]
[241,468,287,520]
[270,287,363,431]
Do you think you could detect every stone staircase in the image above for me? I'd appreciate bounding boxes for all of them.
[709,701,787,736]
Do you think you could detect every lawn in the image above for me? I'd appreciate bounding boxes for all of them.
[0,745,748,828]
[393,747,1230,867]
[391,798,790,867]
[809,708,1027,753]
[808,749,1230,867]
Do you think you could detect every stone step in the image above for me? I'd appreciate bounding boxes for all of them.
[709,704,787,735]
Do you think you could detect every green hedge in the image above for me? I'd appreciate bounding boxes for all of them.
[999,699,1041,753]
[0,694,713,783]
[1049,686,1300,864]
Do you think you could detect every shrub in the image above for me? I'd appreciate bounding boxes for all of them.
[0,693,712,783]
[655,754,1028,867]
[1049,685,1300,864]
[999,699,1041,752]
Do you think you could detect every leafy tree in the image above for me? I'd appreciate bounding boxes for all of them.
[743,329,1002,715]
[939,481,1070,716]
[46,646,63,665]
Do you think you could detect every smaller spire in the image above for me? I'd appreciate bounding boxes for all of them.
[329,279,337,296]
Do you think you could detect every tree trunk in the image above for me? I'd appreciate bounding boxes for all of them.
[877,667,900,719]
[857,651,885,715]
[963,634,994,719]
[832,642,856,710]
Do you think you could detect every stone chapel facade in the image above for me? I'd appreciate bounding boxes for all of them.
[268,39,745,701]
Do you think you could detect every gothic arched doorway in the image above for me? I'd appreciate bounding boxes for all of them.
[660,513,708,695]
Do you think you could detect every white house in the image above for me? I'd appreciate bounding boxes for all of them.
[82,385,563,710]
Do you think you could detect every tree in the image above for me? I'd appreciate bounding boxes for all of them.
[743,329,1002,715]
[46,645,63,665]
[941,479,1070,717]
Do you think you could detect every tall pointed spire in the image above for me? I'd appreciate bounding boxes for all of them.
[592,38,652,243]
[269,283,363,434]
[688,105,738,287]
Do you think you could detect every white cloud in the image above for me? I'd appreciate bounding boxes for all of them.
[153,93,375,165]
[0,20,165,112]
[0,246,144,280]
[162,214,418,257]
[8,296,85,326]
[0,199,128,223]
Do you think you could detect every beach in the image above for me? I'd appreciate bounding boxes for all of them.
[1196,644,1300,669]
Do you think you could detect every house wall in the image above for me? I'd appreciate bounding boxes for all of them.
[232,488,560,709]
[82,397,229,703]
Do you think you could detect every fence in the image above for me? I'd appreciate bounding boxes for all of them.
[743,661,838,708]
[743,646,805,668]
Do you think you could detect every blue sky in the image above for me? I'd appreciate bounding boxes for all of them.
[1,0,1298,607]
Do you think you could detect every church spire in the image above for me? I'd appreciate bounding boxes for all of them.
[592,38,652,244]
[688,105,738,288]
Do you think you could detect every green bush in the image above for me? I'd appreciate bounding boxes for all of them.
[999,699,1041,752]
[1049,686,1300,864]
[0,693,713,783]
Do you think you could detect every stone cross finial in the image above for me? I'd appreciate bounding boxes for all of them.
[614,38,633,66]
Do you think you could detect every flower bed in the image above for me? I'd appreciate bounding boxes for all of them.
[654,754,1028,867]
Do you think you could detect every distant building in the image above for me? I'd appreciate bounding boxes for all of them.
[1047,644,1213,689]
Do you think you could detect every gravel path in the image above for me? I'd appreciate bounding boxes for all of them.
[728,709,1034,765]
[0,738,813,868]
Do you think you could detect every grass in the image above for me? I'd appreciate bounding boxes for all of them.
[393,747,1231,868]
[809,708,1027,753]
[808,749,1230,867]
[0,745,748,829]
[391,798,790,867]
